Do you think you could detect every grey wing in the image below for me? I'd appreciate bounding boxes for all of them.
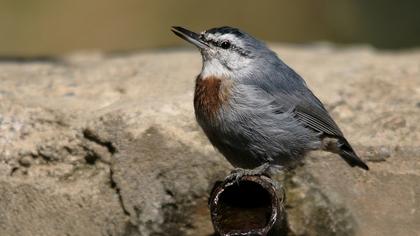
[267,87,344,138]
[250,66,369,170]
[293,91,344,137]
[253,64,344,138]
[247,86,337,140]
[268,87,369,170]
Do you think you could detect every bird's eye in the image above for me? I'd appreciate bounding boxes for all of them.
[221,41,231,49]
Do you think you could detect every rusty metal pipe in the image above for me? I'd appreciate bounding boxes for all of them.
[209,175,287,236]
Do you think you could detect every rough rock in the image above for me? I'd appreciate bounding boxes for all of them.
[0,45,419,236]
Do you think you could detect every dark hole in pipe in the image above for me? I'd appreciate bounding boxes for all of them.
[215,180,273,232]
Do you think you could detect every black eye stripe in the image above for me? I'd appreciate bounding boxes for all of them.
[207,39,230,49]
[204,36,251,56]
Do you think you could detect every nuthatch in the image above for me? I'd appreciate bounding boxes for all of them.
[171,26,368,177]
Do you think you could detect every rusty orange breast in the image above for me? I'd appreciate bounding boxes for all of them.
[194,75,231,120]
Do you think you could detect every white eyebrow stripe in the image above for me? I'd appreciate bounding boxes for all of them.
[218,34,240,43]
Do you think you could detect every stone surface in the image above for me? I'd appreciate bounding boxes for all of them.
[0,45,419,236]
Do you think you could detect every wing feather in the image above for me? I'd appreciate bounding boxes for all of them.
[247,64,344,138]
[294,104,343,137]
[244,62,368,169]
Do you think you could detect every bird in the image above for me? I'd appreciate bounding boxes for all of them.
[171,26,369,178]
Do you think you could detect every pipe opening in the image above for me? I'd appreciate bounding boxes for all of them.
[215,180,274,232]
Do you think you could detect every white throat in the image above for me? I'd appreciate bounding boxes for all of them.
[200,58,232,78]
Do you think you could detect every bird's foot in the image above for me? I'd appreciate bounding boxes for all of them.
[225,163,271,183]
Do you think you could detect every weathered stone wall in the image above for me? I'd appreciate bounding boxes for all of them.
[0,46,419,236]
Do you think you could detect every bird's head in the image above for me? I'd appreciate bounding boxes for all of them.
[171,26,278,78]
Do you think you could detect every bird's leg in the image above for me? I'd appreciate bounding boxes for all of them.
[225,163,271,183]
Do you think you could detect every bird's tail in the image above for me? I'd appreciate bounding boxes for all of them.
[337,139,369,170]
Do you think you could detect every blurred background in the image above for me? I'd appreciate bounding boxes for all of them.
[1,0,420,57]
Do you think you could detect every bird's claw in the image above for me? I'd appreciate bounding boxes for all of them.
[224,163,272,184]
[224,168,248,184]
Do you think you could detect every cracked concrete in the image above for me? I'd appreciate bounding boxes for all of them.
[0,46,419,235]
[82,125,131,217]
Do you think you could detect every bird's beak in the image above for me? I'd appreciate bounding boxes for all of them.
[171,26,209,49]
